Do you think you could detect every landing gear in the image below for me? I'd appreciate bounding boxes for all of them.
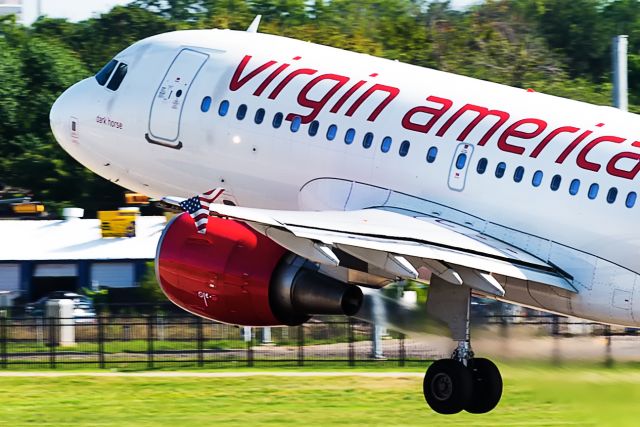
[423,278,503,414]
[423,354,502,414]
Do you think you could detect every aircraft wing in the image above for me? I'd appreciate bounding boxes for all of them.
[174,202,576,297]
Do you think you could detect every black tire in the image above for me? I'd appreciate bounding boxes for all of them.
[465,358,503,414]
[423,359,473,414]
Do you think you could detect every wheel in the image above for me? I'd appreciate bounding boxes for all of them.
[423,359,473,414]
[465,358,503,414]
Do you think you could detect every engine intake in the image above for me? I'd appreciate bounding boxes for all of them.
[156,213,362,326]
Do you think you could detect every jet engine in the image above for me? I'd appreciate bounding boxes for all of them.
[156,213,363,326]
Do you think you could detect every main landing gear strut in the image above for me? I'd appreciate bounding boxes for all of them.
[423,278,503,414]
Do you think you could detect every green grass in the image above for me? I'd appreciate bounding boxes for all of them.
[2,364,640,426]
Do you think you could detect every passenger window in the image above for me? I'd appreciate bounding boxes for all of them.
[426,147,438,163]
[254,108,265,124]
[327,124,337,140]
[345,128,355,145]
[290,115,301,132]
[495,162,506,178]
[626,192,637,208]
[95,59,118,86]
[381,136,392,153]
[455,153,467,170]
[476,158,487,173]
[569,179,580,195]
[218,100,230,116]
[363,132,374,148]
[309,120,319,136]
[106,62,128,91]
[532,170,543,187]
[513,166,524,183]
[399,140,410,157]
[272,112,283,128]
[588,183,599,200]
[607,187,618,204]
[236,104,247,120]
[200,96,212,113]
[550,174,561,191]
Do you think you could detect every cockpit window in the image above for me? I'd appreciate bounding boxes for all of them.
[95,59,118,86]
[106,62,128,91]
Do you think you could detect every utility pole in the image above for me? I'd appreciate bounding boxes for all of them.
[612,35,628,111]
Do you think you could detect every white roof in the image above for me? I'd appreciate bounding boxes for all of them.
[0,216,166,261]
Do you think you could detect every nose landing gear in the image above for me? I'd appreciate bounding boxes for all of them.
[423,278,503,414]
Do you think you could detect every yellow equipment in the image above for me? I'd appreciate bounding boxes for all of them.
[98,209,138,238]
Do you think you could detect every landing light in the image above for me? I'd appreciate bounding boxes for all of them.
[232,136,241,144]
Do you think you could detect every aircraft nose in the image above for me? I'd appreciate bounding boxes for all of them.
[50,85,78,151]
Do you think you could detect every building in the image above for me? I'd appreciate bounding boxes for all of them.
[0,214,166,305]
[0,0,22,23]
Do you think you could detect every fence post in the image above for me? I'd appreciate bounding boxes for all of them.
[348,318,355,367]
[604,325,613,368]
[48,316,56,369]
[297,325,304,367]
[551,315,561,366]
[399,333,405,367]
[146,315,154,369]
[197,317,204,367]
[246,328,254,367]
[0,316,7,369]
[97,315,105,369]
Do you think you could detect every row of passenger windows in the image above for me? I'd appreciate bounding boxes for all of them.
[202,97,635,209]
[203,98,412,157]
[475,157,637,208]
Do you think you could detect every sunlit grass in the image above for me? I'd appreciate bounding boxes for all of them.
[1,363,640,426]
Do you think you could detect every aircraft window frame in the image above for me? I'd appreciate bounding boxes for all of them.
[254,108,265,124]
[200,96,212,113]
[399,140,410,157]
[532,170,543,187]
[345,128,356,145]
[607,187,618,204]
[495,162,506,178]
[236,104,248,120]
[588,183,599,200]
[569,179,580,195]
[381,136,393,153]
[426,146,438,163]
[550,174,562,191]
[513,166,524,183]
[106,62,128,91]
[290,115,302,132]
[626,192,637,208]
[476,157,487,173]
[327,124,338,140]
[308,120,319,137]
[363,132,374,149]
[95,59,118,86]
[218,100,230,116]
[272,112,284,128]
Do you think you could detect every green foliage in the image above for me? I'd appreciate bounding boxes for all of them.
[1,0,639,210]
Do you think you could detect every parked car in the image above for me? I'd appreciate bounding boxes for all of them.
[25,292,97,323]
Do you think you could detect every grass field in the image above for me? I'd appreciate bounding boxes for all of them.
[2,364,640,426]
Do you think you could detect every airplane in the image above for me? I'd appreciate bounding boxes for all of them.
[49,15,640,414]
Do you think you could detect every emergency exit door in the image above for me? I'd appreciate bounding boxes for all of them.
[448,143,474,191]
[147,48,209,149]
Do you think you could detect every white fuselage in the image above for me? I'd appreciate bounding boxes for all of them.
[51,29,640,326]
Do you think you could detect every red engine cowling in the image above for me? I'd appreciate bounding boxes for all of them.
[156,213,362,326]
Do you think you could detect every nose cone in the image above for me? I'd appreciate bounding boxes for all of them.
[50,87,73,151]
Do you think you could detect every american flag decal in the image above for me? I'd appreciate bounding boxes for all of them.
[179,188,225,234]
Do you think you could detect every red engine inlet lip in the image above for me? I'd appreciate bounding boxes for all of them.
[156,213,287,326]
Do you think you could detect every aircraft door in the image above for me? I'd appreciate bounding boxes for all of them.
[147,48,209,149]
[448,143,474,191]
